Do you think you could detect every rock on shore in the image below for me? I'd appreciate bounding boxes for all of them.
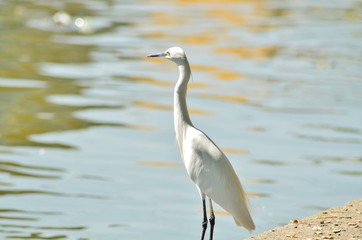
[247,199,362,240]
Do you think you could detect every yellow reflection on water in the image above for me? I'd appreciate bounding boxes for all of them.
[199,93,248,104]
[133,100,172,111]
[189,108,213,116]
[216,71,244,81]
[221,148,248,155]
[213,210,230,216]
[247,191,271,197]
[248,179,275,184]
[216,46,278,60]
[139,160,181,168]
[182,33,218,45]
[188,81,209,89]
[127,76,172,87]
[207,9,245,24]
[192,64,220,72]
[178,0,257,4]
[151,12,185,26]
[133,100,213,115]
[221,148,249,155]
[128,124,158,131]
[145,31,167,39]
[191,64,245,81]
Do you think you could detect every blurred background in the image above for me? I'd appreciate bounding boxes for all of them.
[0,0,361,239]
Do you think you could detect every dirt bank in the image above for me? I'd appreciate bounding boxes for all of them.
[247,199,362,240]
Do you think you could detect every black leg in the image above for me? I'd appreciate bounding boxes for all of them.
[201,198,208,240]
[209,198,215,240]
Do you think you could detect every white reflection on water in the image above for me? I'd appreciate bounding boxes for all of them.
[0,0,361,239]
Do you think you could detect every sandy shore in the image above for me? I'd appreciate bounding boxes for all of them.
[247,199,362,240]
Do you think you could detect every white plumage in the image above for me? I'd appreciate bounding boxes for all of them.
[183,127,254,229]
[148,46,255,239]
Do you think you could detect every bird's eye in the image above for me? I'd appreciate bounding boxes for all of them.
[166,51,170,56]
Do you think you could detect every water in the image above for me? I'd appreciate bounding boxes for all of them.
[0,0,361,239]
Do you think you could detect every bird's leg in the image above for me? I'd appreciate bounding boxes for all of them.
[201,198,208,240]
[208,198,215,240]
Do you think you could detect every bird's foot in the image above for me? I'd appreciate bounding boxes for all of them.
[201,219,208,240]
[209,214,215,240]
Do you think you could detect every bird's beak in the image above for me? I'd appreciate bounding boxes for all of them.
[147,52,167,58]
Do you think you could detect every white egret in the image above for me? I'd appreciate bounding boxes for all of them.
[147,47,255,240]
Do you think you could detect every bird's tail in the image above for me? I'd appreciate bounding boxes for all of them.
[231,182,255,231]
[233,207,255,231]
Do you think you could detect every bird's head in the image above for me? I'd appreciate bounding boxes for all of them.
[147,46,187,64]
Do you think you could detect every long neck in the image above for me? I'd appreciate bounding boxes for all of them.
[174,59,192,149]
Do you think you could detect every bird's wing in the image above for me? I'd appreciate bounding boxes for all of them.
[183,126,255,231]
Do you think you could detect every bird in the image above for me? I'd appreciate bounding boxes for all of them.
[147,47,255,240]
